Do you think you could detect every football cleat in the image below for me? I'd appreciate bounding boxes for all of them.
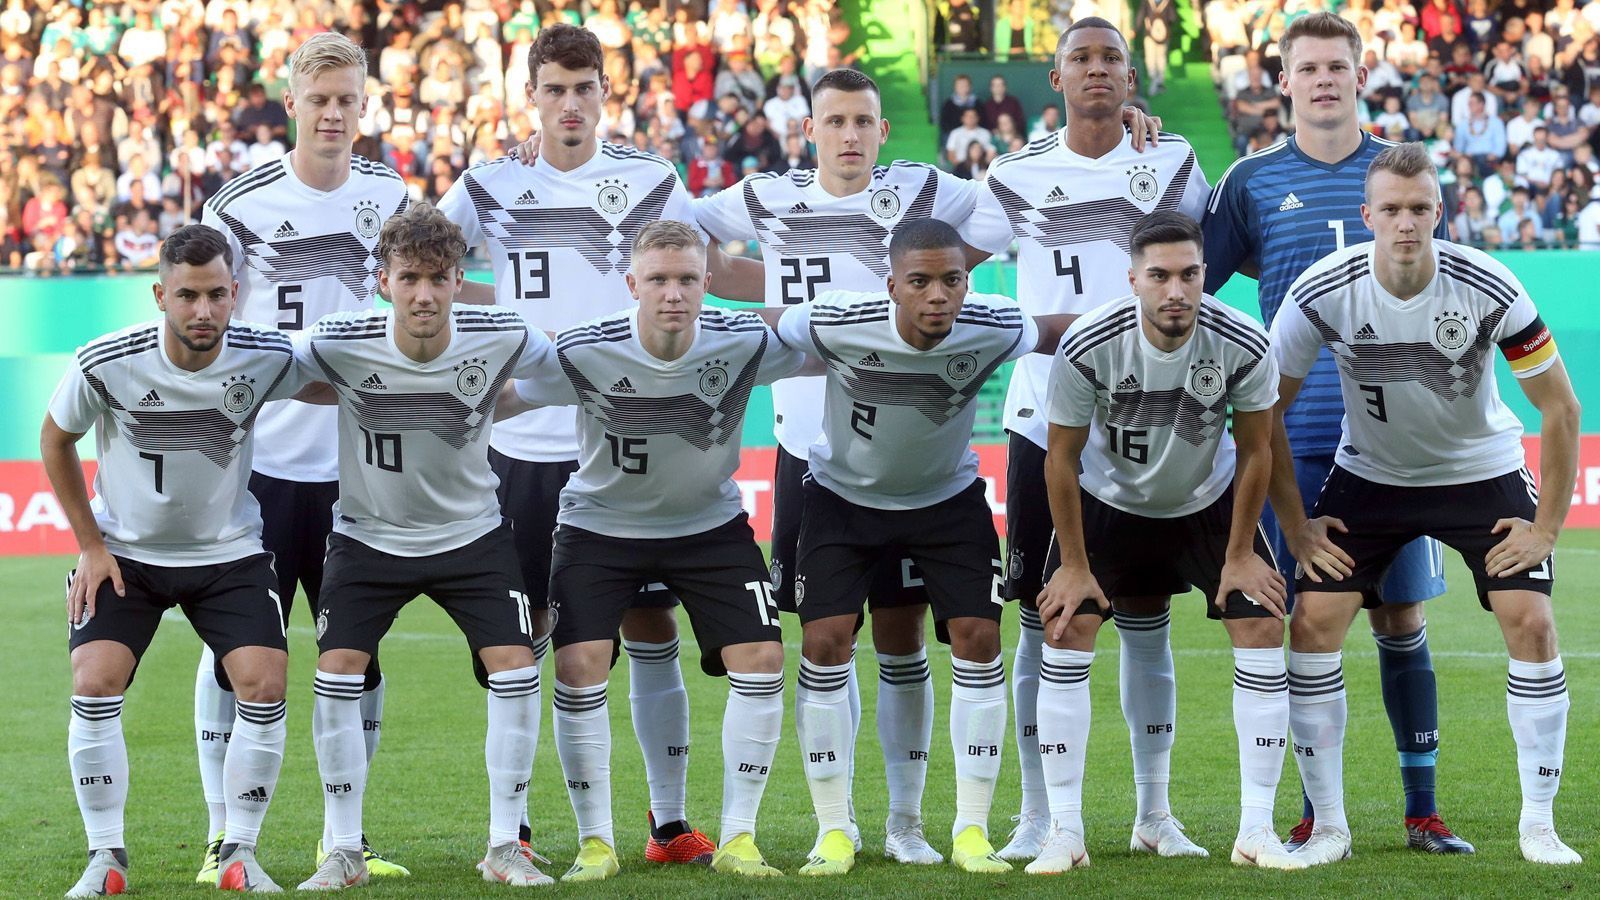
[884,821,943,865]
[197,830,224,884]
[66,848,128,898]
[1283,816,1314,852]
[1405,814,1475,854]
[217,843,282,892]
[315,837,409,879]
[1130,812,1209,858]
[1025,826,1089,874]
[477,841,555,886]
[1291,825,1352,867]
[798,829,856,876]
[644,812,715,865]
[1520,825,1583,865]
[1231,825,1307,871]
[710,834,783,877]
[950,825,1011,874]
[295,847,367,891]
[997,811,1049,861]
[561,837,619,883]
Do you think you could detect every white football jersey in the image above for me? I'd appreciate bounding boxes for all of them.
[200,154,410,482]
[515,308,804,539]
[693,162,981,457]
[776,290,1038,510]
[1049,295,1278,518]
[297,306,554,556]
[438,143,700,462]
[959,130,1211,449]
[47,321,306,566]
[1271,240,1554,487]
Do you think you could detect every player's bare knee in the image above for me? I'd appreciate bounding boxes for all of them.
[800,618,855,666]
[620,605,678,643]
[1288,593,1359,652]
[316,648,371,675]
[870,605,926,655]
[1043,612,1101,651]
[722,640,783,674]
[222,651,288,703]
[1368,600,1424,635]
[1493,593,1559,661]
[553,642,610,687]
[1226,615,1285,650]
[69,642,135,697]
[946,617,1001,661]
[479,644,537,676]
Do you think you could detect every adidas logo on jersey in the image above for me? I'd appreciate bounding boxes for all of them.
[237,786,269,803]
[1279,193,1304,211]
[857,352,886,367]
[788,202,812,214]
[514,189,539,206]
[273,220,299,238]
[137,389,164,407]
[360,373,388,390]
[1354,323,1379,341]
[611,377,637,394]
[1116,374,1140,391]
[1043,186,1068,204]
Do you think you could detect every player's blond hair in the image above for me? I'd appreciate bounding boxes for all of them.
[376,202,468,273]
[288,32,369,94]
[1365,141,1438,201]
[632,220,706,259]
[1280,12,1362,67]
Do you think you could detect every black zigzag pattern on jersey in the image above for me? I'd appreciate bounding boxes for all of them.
[1104,384,1228,447]
[462,171,675,276]
[558,332,768,451]
[78,326,161,372]
[744,166,941,278]
[988,151,1196,251]
[210,209,379,302]
[311,332,528,449]
[1060,307,1140,390]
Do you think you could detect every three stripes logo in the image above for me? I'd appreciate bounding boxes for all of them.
[359,373,388,390]
[1043,186,1068,204]
[1354,323,1379,341]
[514,189,539,206]
[137,389,165,407]
[857,352,886,368]
[1116,374,1140,391]
[610,377,637,394]
[1278,193,1303,211]
[237,786,270,803]
[273,220,299,239]
[788,202,812,214]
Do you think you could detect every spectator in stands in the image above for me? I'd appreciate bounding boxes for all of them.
[1029,103,1061,140]
[673,40,715,120]
[246,123,287,170]
[1482,157,1519,213]
[715,50,766,115]
[1230,67,1281,153]
[994,0,1041,58]
[1406,72,1451,137]
[689,132,737,198]
[764,75,809,140]
[1420,0,1463,42]
[938,0,984,54]
[23,178,67,245]
[1485,41,1527,107]
[1580,85,1600,131]
[114,208,160,269]
[776,131,815,173]
[1461,0,1496,55]
[980,75,1025,131]
[1205,0,1250,62]
[233,83,288,143]
[1454,90,1507,172]
[1543,89,1591,162]
[991,112,1024,155]
[1506,97,1545,154]
[1497,186,1543,243]
[723,111,782,172]
[1138,0,1178,95]
[1580,187,1600,249]
[953,138,990,180]
[941,73,978,135]
[1374,95,1410,140]
[114,154,161,205]
[1517,126,1565,192]
[945,106,993,167]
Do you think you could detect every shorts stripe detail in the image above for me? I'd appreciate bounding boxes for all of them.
[236,699,288,725]
[70,696,125,721]
[1040,659,1091,686]
[487,671,541,699]
[878,659,932,686]
[622,638,679,663]
[1372,626,1427,654]
[952,657,1005,689]
[531,633,551,661]
[1232,668,1289,694]
[313,672,365,701]
[553,684,607,712]
[728,673,785,698]
[1507,671,1567,699]
[798,660,851,693]
[1112,611,1171,632]
[1287,667,1345,697]
[1019,605,1043,631]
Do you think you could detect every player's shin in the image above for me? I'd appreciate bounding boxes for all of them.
[877,650,933,827]
[359,671,385,765]
[1507,656,1568,832]
[796,659,854,833]
[1287,651,1348,833]
[486,666,540,846]
[1232,648,1289,836]
[312,671,368,851]
[223,698,287,847]
[950,655,1007,838]
[554,681,613,846]
[1038,647,1093,838]
[70,696,129,852]
[194,647,235,838]
[721,672,785,839]
[624,639,689,826]
[1013,607,1046,820]
[1115,610,1175,823]
[1374,626,1439,818]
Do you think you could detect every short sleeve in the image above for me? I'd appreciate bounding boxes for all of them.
[1491,282,1558,379]
[47,360,103,435]
[289,328,324,384]
[1201,165,1256,293]
[1229,344,1280,412]
[513,331,582,407]
[1176,146,1212,221]
[774,300,815,353]
[958,175,1016,255]
[1045,342,1097,428]
[692,177,759,242]
[659,170,708,240]
[437,171,485,251]
[756,327,807,384]
[1006,310,1041,362]
[1267,297,1323,379]
[511,322,557,379]
[261,349,313,401]
[199,201,247,278]
[931,167,981,225]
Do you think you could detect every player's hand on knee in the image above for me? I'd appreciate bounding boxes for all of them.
[1486,517,1555,578]
[510,132,541,166]
[1122,106,1162,150]
[1217,553,1288,619]
[1290,516,1353,583]
[68,547,124,626]
[1037,567,1107,641]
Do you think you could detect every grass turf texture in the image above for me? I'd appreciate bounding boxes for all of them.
[4,537,1597,898]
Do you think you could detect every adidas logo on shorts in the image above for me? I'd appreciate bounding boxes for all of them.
[138,389,164,407]
[858,352,886,367]
[360,373,388,390]
[1354,323,1379,341]
[237,786,270,803]
[789,202,812,214]
[1116,374,1140,391]
[273,220,299,239]
[611,377,637,394]
[514,189,539,206]
[1278,193,1304,211]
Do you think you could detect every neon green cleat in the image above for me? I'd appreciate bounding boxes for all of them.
[315,836,411,878]
[561,837,620,883]
[951,825,1012,874]
[711,834,783,877]
[196,830,224,884]
[798,829,856,877]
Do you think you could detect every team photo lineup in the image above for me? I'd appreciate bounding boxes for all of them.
[36,7,1589,897]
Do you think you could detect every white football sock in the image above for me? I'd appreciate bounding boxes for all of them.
[70,696,128,851]
[555,681,613,845]
[1038,647,1093,838]
[623,639,689,826]
[845,646,861,827]
[1115,610,1174,822]
[360,674,384,765]
[1013,606,1046,820]
[1232,647,1289,837]
[521,633,551,837]
[877,650,932,826]
[224,699,286,847]
[1507,656,1568,832]
[486,666,539,846]
[1288,651,1347,833]
[950,655,1007,838]
[796,659,853,834]
[193,646,234,838]
[312,671,367,851]
[721,671,784,840]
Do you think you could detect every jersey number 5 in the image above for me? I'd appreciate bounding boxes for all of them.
[780,257,831,305]
[511,250,551,300]
[277,285,304,330]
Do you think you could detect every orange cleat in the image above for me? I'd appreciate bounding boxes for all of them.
[644,812,716,865]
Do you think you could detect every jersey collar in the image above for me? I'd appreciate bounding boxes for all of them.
[1287,131,1373,173]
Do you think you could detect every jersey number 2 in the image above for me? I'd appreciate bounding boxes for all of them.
[780,257,831,305]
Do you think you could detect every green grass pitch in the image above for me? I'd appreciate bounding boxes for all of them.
[4,536,1598,897]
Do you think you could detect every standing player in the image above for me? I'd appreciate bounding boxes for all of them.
[295,204,552,890]
[958,18,1211,861]
[45,226,306,895]
[1267,143,1581,866]
[508,222,804,881]
[1031,211,1301,873]
[439,25,762,861]
[198,32,411,880]
[1201,12,1468,853]
[775,219,1072,877]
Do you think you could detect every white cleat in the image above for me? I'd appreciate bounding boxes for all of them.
[1130,813,1209,858]
[1231,825,1307,871]
[217,844,282,892]
[1290,825,1352,867]
[846,822,862,853]
[1520,825,1583,865]
[884,821,944,865]
[295,848,367,891]
[66,849,128,898]
[1024,826,1090,874]
[997,811,1049,861]
[478,841,556,885]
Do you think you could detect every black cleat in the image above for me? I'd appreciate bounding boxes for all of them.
[1406,814,1475,854]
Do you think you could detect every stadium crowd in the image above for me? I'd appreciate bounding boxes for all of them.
[0,0,857,273]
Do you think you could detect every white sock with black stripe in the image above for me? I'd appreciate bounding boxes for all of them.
[70,696,128,852]
[1115,610,1175,823]
[1232,648,1288,837]
[950,655,1007,838]
[554,681,612,845]
[519,632,552,839]
[1013,606,1046,822]
[360,675,384,764]
[1507,657,1568,832]
[312,671,366,851]
[623,638,689,826]
[796,659,853,835]
[486,666,539,846]
[1038,647,1093,839]
[721,671,784,840]
[193,646,234,839]
[223,699,286,848]
[1288,651,1347,833]
[845,646,862,830]
[877,650,932,827]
